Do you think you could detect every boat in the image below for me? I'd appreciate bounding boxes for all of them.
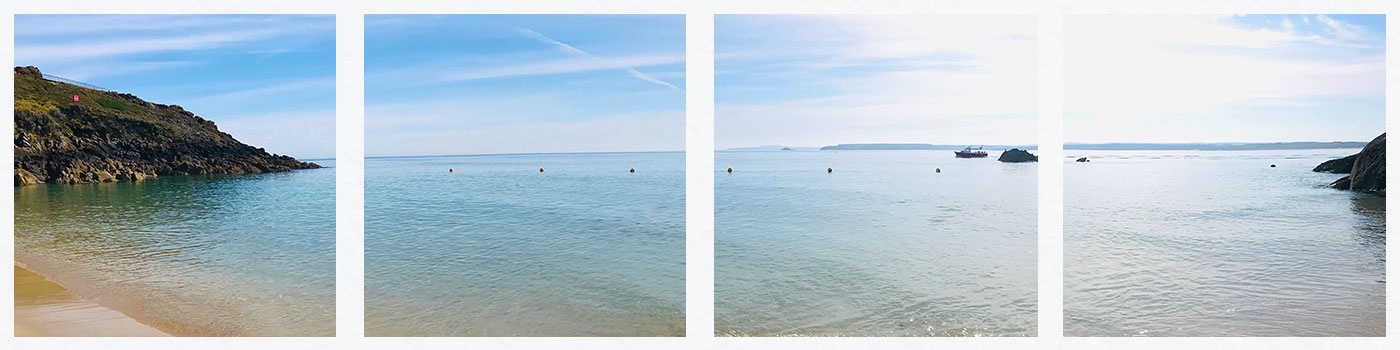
[953,146,988,158]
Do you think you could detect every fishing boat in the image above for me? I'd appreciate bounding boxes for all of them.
[953,146,988,158]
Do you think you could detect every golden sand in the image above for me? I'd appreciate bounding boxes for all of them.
[14,264,169,337]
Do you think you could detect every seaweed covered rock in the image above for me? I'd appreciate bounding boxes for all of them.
[998,149,1038,163]
[13,66,319,186]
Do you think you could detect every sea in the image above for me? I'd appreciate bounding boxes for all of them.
[714,150,1038,336]
[13,160,336,336]
[1064,149,1386,336]
[363,152,686,336]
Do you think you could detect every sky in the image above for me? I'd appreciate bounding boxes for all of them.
[715,15,1037,150]
[1066,14,1385,144]
[14,15,336,159]
[365,15,685,157]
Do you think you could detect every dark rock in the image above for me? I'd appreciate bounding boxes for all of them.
[1325,133,1384,193]
[14,67,319,186]
[14,66,41,78]
[998,149,1038,163]
[1330,175,1351,189]
[1312,154,1356,173]
[1075,157,1089,162]
[1343,133,1385,193]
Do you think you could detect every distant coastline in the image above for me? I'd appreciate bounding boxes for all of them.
[723,141,1368,152]
[1064,141,1367,151]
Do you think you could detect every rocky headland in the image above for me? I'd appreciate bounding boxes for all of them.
[1314,133,1384,194]
[14,66,319,186]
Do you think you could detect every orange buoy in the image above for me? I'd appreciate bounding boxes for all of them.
[539,168,544,173]
[449,168,453,172]
[936,168,941,173]
[827,167,832,173]
[727,167,733,173]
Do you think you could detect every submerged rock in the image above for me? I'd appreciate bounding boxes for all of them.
[998,149,1038,163]
[13,66,319,186]
[1312,154,1357,173]
[1324,133,1385,193]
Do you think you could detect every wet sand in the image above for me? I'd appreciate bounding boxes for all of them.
[14,264,168,337]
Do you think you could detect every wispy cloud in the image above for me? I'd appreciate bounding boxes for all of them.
[514,27,681,91]
[437,54,684,82]
[716,15,1037,149]
[186,78,336,104]
[18,30,281,60]
[54,60,198,81]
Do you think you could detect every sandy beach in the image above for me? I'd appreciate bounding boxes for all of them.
[14,264,169,337]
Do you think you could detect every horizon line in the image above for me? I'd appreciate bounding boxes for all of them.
[365,150,684,159]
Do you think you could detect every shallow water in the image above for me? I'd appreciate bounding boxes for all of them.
[364,152,686,336]
[1064,150,1385,336]
[13,161,336,337]
[714,150,1038,336]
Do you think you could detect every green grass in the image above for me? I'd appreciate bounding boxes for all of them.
[96,97,127,111]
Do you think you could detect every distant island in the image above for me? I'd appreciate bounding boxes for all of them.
[1065,141,1368,151]
[13,66,319,186]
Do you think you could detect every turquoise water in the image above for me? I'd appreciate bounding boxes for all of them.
[364,152,686,336]
[715,150,1038,336]
[13,161,336,336]
[1065,150,1386,336]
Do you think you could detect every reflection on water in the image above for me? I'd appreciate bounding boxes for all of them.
[715,151,1037,337]
[364,153,685,337]
[1065,150,1385,336]
[14,162,336,337]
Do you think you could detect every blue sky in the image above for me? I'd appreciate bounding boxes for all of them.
[365,15,685,157]
[716,15,1038,150]
[1066,15,1385,143]
[15,15,336,159]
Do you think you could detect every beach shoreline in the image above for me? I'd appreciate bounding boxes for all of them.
[14,263,169,337]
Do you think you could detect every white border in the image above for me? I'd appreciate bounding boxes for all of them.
[0,1,1395,350]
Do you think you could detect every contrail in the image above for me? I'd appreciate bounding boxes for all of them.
[514,27,680,91]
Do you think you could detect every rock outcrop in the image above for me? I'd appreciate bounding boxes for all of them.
[1312,154,1357,173]
[14,66,319,186]
[1322,133,1384,193]
[998,149,1038,163]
